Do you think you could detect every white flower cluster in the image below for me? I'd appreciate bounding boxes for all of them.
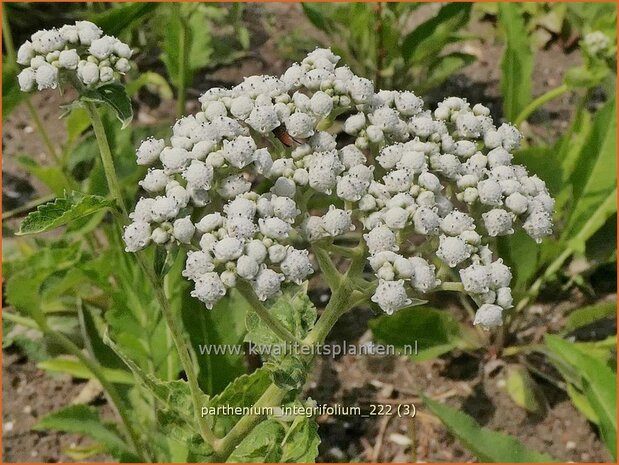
[583,31,613,58]
[16,21,132,92]
[124,48,554,326]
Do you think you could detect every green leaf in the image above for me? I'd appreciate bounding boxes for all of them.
[369,306,481,361]
[544,335,617,459]
[17,191,114,235]
[34,404,136,460]
[280,416,320,462]
[423,396,556,462]
[564,302,617,333]
[206,368,272,437]
[566,383,599,424]
[227,420,285,463]
[81,83,133,128]
[402,3,472,65]
[499,3,534,121]
[180,288,251,395]
[37,357,134,384]
[301,4,336,33]
[89,2,159,36]
[563,96,617,252]
[268,355,308,391]
[505,365,546,414]
[245,284,316,348]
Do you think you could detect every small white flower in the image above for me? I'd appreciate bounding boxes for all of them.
[136,138,165,166]
[259,217,292,240]
[280,247,313,284]
[523,210,553,243]
[226,217,256,240]
[322,207,353,236]
[218,175,251,199]
[17,41,35,65]
[173,217,196,244]
[57,49,79,69]
[473,304,503,329]
[489,259,512,289]
[191,272,226,309]
[482,208,514,237]
[477,179,503,206]
[440,210,475,236]
[89,35,116,59]
[437,235,470,267]
[183,251,214,280]
[372,280,411,315]
[35,63,58,90]
[286,112,315,138]
[364,225,397,254]
[496,287,513,309]
[384,207,409,230]
[123,221,151,252]
[17,68,36,92]
[413,207,440,235]
[459,264,491,294]
[245,239,268,263]
[150,196,180,222]
[253,268,284,301]
[214,237,244,262]
[236,255,260,279]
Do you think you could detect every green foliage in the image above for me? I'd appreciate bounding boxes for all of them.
[370,306,481,361]
[80,83,134,129]
[563,302,617,333]
[423,396,556,462]
[2,61,27,119]
[505,365,546,414]
[544,335,617,459]
[17,191,114,235]
[34,404,139,461]
[301,2,474,92]
[498,3,534,121]
[227,420,286,463]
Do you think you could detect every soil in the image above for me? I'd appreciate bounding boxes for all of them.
[2,3,615,463]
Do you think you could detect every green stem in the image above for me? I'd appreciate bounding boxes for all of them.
[437,282,465,292]
[236,279,299,343]
[86,103,218,448]
[515,83,569,126]
[84,102,128,216]
[38,320,148,460]
[311,243,342,290]
[136,252,219,447]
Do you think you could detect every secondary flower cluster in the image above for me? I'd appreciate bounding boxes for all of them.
[124,48,554,327]
[16,21,132,92]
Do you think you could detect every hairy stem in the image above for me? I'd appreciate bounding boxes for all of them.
[86,103,218,448]
[515,83,569,126]
[84,102,128,216]
[236,279,299,343]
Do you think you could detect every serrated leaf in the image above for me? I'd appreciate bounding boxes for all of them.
[17,191,114,235]
[423,396,556,462]
[227,420,285,463]
[369,306,481,361]
[505,365,546,414]
[245,285,316,348]
[280,416,320,462]
[206,368,272,437]
[499,3,534,121]
[81,82,133,128]
[34,404,136,460]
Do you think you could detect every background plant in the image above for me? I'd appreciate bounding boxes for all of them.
[2,2,616,463]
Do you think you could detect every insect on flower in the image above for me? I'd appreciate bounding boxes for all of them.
[272,124,302,147]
